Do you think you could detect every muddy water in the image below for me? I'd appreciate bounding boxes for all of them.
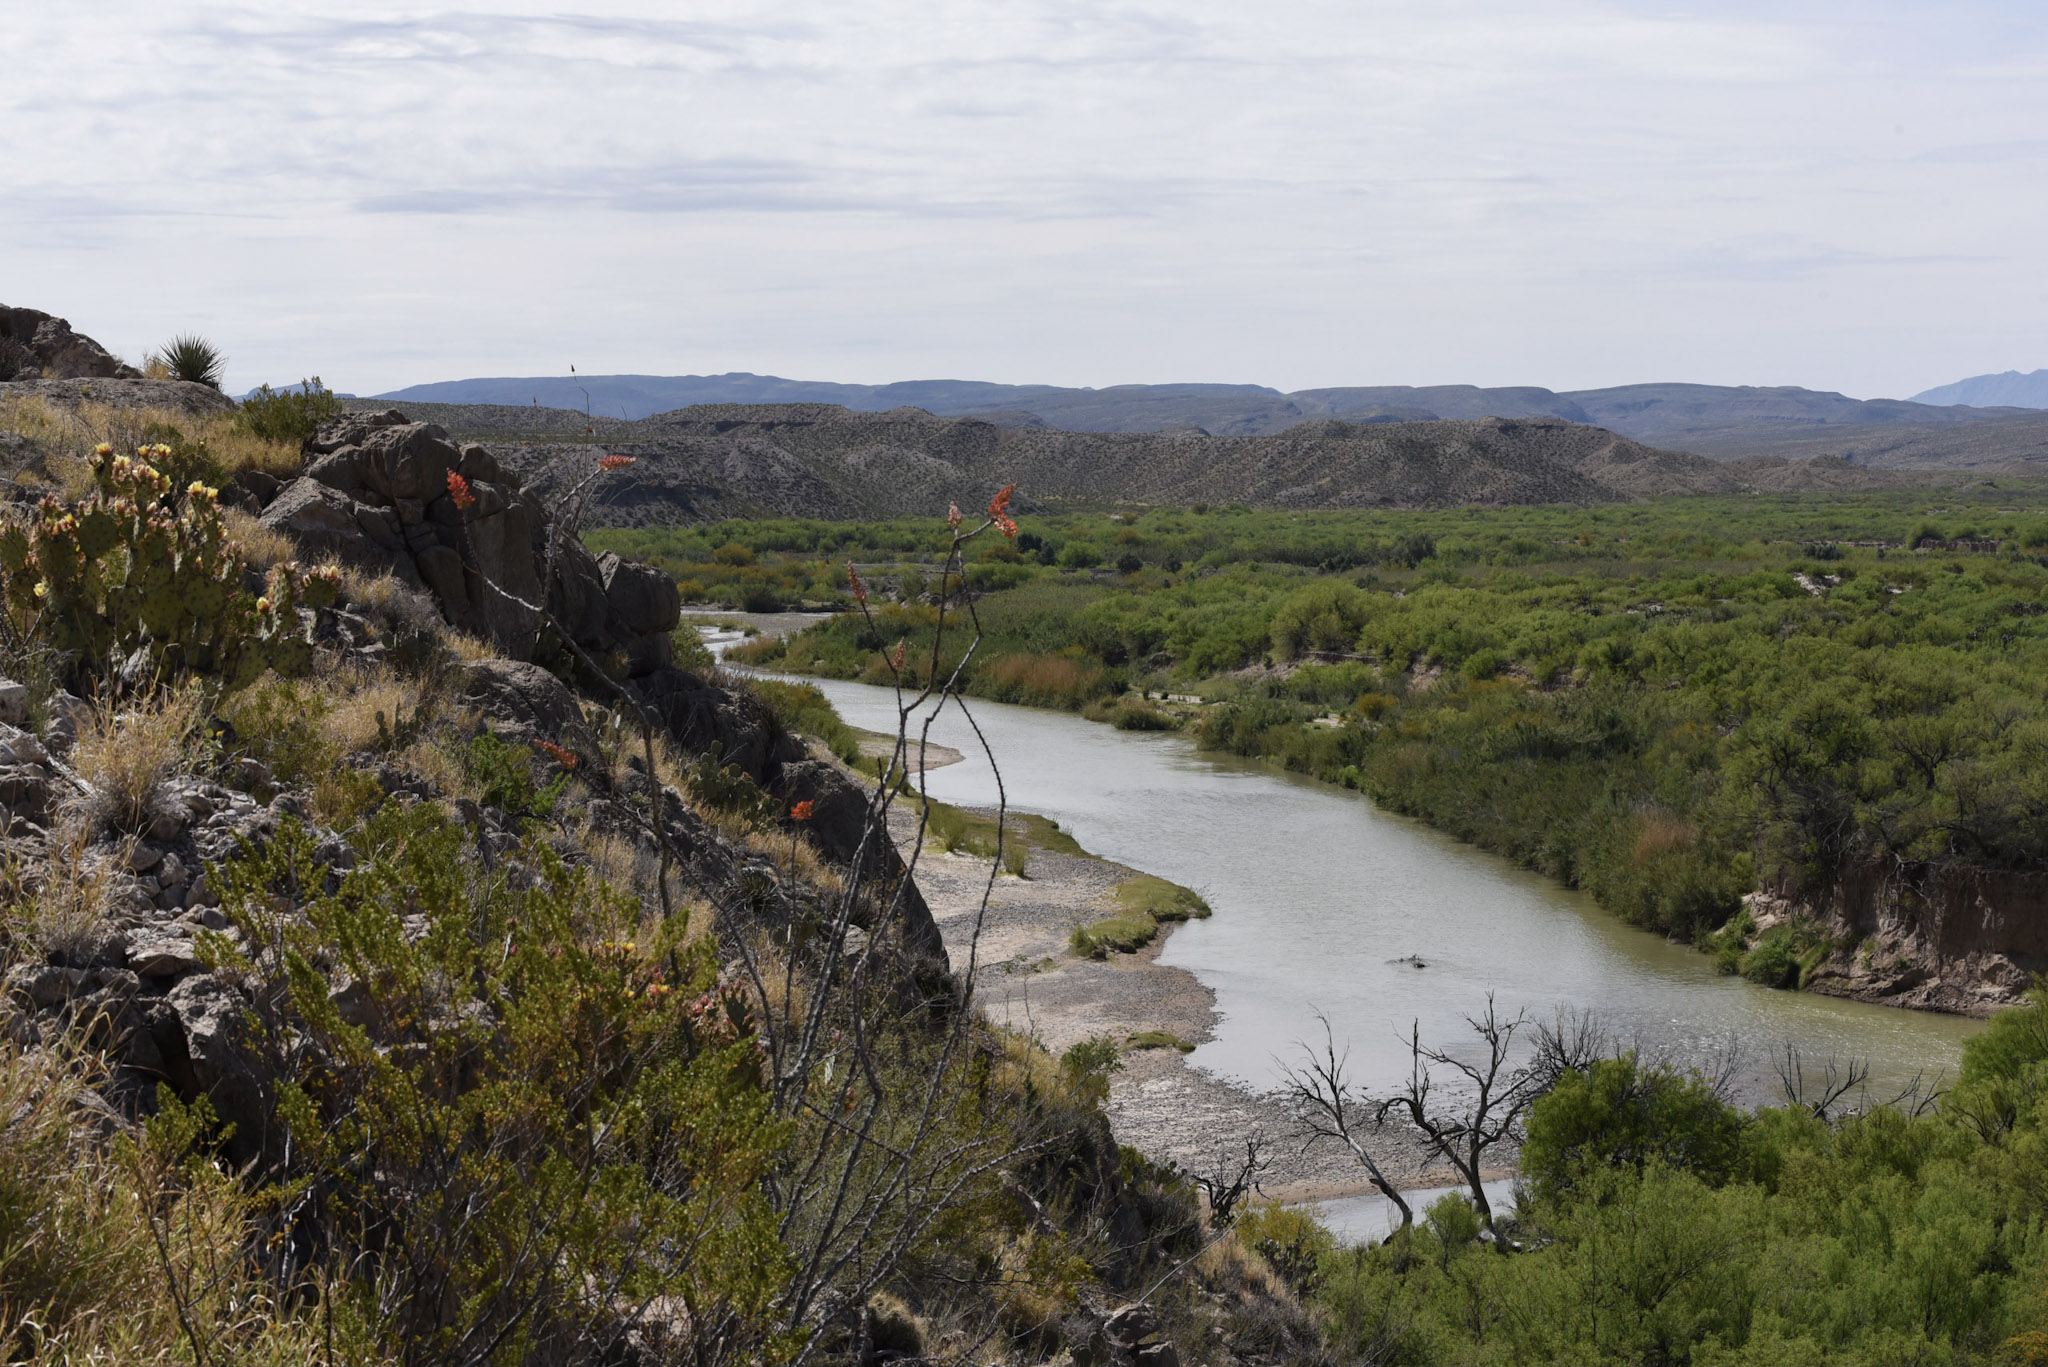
[741,665,1977,1105]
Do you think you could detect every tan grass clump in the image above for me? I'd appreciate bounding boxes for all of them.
[0,1040,353,1362]
[315,666,426,757]
[0,826,118,962]
[67,689,204,836]
[344,569,446,637]
[443,630,501,664]
[220,506,296,570]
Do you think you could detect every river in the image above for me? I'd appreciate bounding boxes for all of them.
[761,669,1977,1111]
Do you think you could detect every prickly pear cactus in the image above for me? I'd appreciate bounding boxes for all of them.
[0,443,341,693]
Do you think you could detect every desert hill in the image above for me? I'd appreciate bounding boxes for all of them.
[375,371,2047,465]
[348,398,1937,527]
[1912,369,2048,410]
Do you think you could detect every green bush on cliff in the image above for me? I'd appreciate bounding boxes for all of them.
[209,806,794,1363]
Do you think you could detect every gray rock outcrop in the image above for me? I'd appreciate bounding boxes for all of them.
[259,409,677,672]
[0,307,142,381]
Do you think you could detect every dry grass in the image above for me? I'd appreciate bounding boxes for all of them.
[314,665,427,756]
[0,396,301,481]
[0,1040,363,1364]
[344,570,445,637]
[67,689,204,836]
[220,506,295,570]
[0,826,118,962]
[444,630,501,664]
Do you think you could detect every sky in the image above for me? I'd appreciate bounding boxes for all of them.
[6,1,2048,399]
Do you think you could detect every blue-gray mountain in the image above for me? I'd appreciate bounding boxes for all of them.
[377,372,2048,463]
[1911,370,2048,410]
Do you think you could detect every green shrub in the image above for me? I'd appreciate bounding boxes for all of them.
[1236,1204,1335,1297]
[1960,983,2048,1085]
[1270,582,1372,661]
[1521,1055,1746,1201]
[1058,1035,1123,1107]
[460,728,571,819]
[237,377,343,447]
[1112,700,1179,730]
[1422,1191,1481,1263]
[1739,926,1800,986]
[1125,1030,1194,1053]
[212,807,792,1362]
[1701,908,1755,974]
[749,676,862,764]
[1736,922,1829,988]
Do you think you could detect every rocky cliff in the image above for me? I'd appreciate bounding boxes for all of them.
[1762,865,2048,1016]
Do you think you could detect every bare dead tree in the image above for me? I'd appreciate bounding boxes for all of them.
[1527,1006,1609,1092]
[1193,1135,1269,1230]
[1775,1043,1870,1121]
[1880,1070,1947,1118]
[1284,1016,1415,1236]
[1376,996,1536,1236]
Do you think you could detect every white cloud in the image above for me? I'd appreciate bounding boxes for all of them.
[4,0,2047,397]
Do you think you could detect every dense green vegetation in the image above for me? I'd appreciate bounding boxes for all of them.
[1257,987,2048,1365]
[696,487,2048,947]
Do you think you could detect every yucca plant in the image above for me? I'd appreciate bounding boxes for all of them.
[151,333,227,390]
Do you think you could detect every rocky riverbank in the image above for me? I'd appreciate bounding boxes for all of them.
[893,802,1507,1204]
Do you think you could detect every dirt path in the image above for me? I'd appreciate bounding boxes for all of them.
[897,805,1499,1203]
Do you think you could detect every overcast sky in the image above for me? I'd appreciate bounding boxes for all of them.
[7,1,2047,398]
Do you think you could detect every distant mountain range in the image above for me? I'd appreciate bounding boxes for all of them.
[1911,370,2048,410]
[375,372,2048,464]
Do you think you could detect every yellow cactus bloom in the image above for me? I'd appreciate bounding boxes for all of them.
[187,481,218,500]
[94,442,113,457]
[32,582,48,599]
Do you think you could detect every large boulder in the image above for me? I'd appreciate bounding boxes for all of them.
[599,550,682,637]
[257,477,384,570]
[460,658,599,755]
[268,410,681,670]
[0,307,142,381]
[635,667,804,783]
[779,759,947,966]
[306,408,410,455]
[147,974,273,1166]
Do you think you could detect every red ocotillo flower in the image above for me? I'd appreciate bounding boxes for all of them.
[889,637,907,672]
[789,800,815,821]
[848,562,867,604]
[533,738,577,769]
[947,502,962,530]
[988,483,1018,539]
[446,469,476,510]
[598,454,635,471]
